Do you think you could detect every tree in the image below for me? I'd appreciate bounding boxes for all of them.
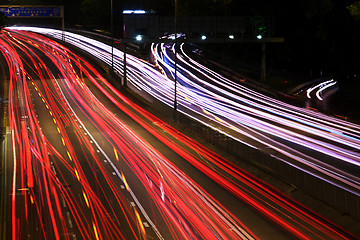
[347,1,360,20]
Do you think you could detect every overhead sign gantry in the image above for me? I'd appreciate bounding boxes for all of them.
[0,5,64,32]
[0,6,62,18]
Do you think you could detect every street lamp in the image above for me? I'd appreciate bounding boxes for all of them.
[173,0,178,121]
[111,0,114,76]
[135,35,143,41]
[122,9,146,87]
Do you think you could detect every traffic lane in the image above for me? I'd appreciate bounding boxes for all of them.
[50,28,358,238]
[7,81,45,238]
[26,70,150,239]
[28,77,109,239]
[80,54,358,240]
[76,74,318,240]
[152,42,360,195]
[38,45,177,238]
[139,76,360,195]
[6,31,148,239]
[16,27,360,166]
[12,29,167,239]
[0,35,58,240]
[55,75,193,239]
[6,28,358,240]
[159,42,360,162]
[12,29,260,240]
[24,61,102,239]
[28,79,80,239]
[17,37,92,239]
[183,96,360,187]
[53,65,270,239]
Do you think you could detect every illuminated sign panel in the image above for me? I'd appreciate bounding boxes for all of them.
[123,10,146,14]
[0,6,62,18]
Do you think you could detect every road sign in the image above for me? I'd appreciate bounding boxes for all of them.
[0,6,63,18]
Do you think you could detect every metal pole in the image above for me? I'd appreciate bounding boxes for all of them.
[173,0,178,121]
[261,41,266,81]
[61,6,65,41]
[124,44,127,86]
[111,0,114,75]
[123,15,127,87]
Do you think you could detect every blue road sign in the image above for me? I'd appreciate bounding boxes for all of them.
[0,6,62,18]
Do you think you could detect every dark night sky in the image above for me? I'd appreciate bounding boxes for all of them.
[2,0,360,77]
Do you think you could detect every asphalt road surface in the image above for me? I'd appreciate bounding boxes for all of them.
[0,28,358,239]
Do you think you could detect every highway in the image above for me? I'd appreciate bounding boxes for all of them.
[152,42,360,193]
[18,27,360,197]
[0,28,358,239]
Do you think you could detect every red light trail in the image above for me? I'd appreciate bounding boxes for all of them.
[0,29,357,239]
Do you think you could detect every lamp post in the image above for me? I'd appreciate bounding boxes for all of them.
[123,14,127,87]
[111,0,114,76]
[61,6,65,41]
[122,9,146,87]
[261,41,266,81]
[173,0,178,121]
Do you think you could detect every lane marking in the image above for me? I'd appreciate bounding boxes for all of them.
[114,148,119,161]
[121,172,129,191]
[82,191,89,208]
[54,79,165,240]
[66,212,73,228]
[61,195,67,208]
[74,169,80,181]
[92,222,99,240]
[67,151,72,161]
[51,165,57,175]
